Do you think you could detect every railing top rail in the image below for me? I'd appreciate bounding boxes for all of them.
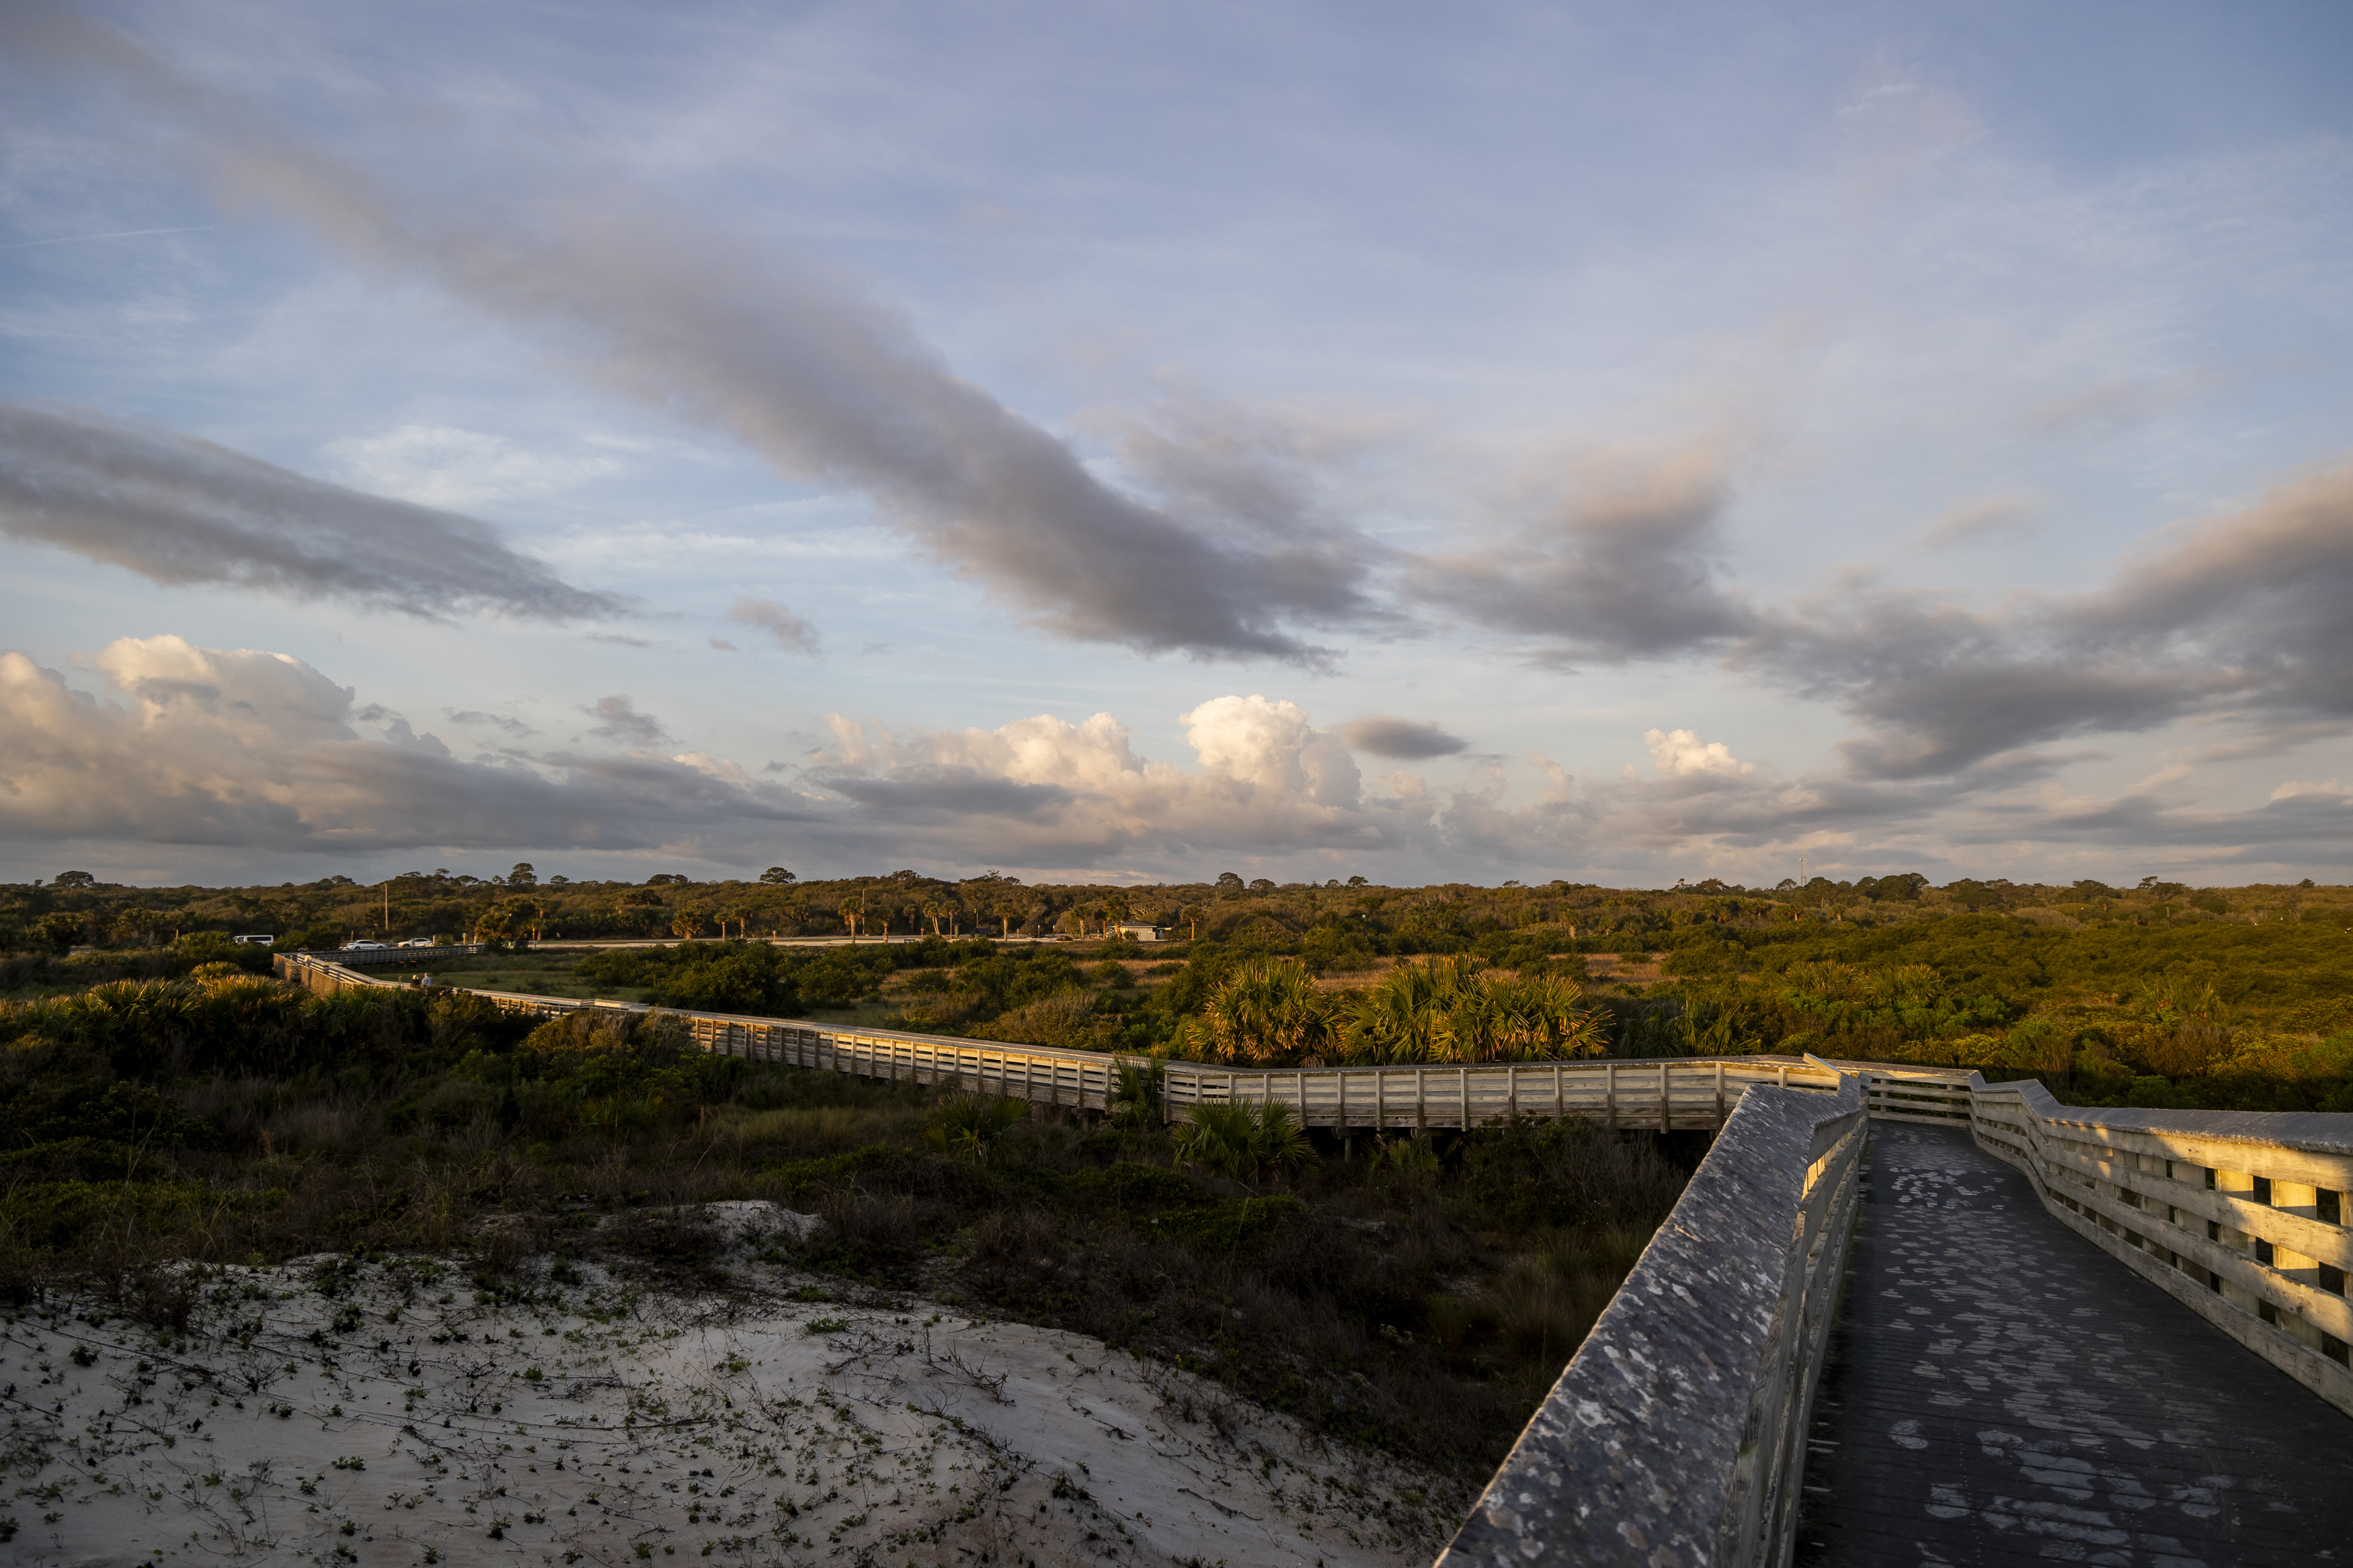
[1439,1074,1866,1566]
[1970,1072,2353,1157]
[272,953,1933,1091]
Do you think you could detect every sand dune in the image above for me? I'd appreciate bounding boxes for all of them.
[1,1208,1462,1567]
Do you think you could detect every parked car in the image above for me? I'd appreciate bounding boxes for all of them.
[342,940,389,950]
[397,938,437,948]
[230,934,275,946]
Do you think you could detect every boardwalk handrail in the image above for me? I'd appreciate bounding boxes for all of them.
[1437,1073,1867,1568]
[1968,1073,2353,1415]
[274,949,1864,1129]
[292,943,488,965]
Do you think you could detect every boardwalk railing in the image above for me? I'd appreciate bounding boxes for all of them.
[1969,1073,2353,1416]
[284,944,489,966]
[276,952,1861,1128]
[1438,1073,1868,1567]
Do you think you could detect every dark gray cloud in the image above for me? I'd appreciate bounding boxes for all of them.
[1407,443,1754,663]
[727,597,822,655]
[0,638,818,858]
[1341,716,1468,759]
[1744,461,2353,780]
[0,400,625,621]
[3,5,1378,664]
[447,710,535,737]
[582,695,668,747]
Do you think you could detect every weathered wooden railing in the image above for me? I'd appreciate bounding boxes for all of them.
[1437,1073,1868,1567]
[1968,1073,2353,1415]
[274,953,1873,1128]
[291,942,487,965]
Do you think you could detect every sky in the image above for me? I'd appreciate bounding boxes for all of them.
[2,0,2351,889]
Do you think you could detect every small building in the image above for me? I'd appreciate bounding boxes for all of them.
[1111,920,1168,942]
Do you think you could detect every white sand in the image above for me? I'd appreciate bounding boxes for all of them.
[1,1207,1464,1567]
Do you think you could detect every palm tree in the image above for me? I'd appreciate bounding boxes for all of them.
[994,901,1022,938]
[1174,1100,1314,1186]
[1190,958,1334,1065]
[839,894,864,939]
[1343,956,1601,1064]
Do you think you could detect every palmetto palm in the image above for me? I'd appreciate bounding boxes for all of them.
[1194,958,1334,1065]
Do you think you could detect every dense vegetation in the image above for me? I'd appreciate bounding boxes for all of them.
[0,971,1691,1479]
[9,866,2352,1110]
[5,866,2351,1476]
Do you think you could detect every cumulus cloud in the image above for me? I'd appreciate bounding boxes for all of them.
[4,5,1377,663]
[803,694,1378,863]
[0,636,815,854]
[1407,440,1753,663]
[0,400,625,621]
[1644,728,1752,778]
[1341,716,1469,759]
[5,636,2350,879]
[727,597,822,655]
[582,695,668,747]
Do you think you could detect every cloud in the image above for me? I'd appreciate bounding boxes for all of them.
[2270,778,2352,802]
[0,636,815,854]
[727,597,822,655]
[1741,460,2353,780]
[1644,728,1753,778]
[446,709,535,737]
[0,400,626,621]
[583,695,668,747]
[323,425,625,508]
[7,637,2350,880]
[1407,439,1754,663]
[5,5,1379,663]
[1341,716,1468,759]
[807,694,1373,861]
[1918,492,2041,550]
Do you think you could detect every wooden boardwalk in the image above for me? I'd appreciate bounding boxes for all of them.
[1796,1124,2353,1567]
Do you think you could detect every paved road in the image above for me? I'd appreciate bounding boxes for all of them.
[1796,1124,2353,1567]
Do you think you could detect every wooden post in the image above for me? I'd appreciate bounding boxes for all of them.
[1554,1061,1564,1120]
[1460,1065,1470,1130]
[1715,1058,1726,1126]
[1605,1062,1618,1130]
[1416,1069,1427,1133]
[1659,1061,1671,1133]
